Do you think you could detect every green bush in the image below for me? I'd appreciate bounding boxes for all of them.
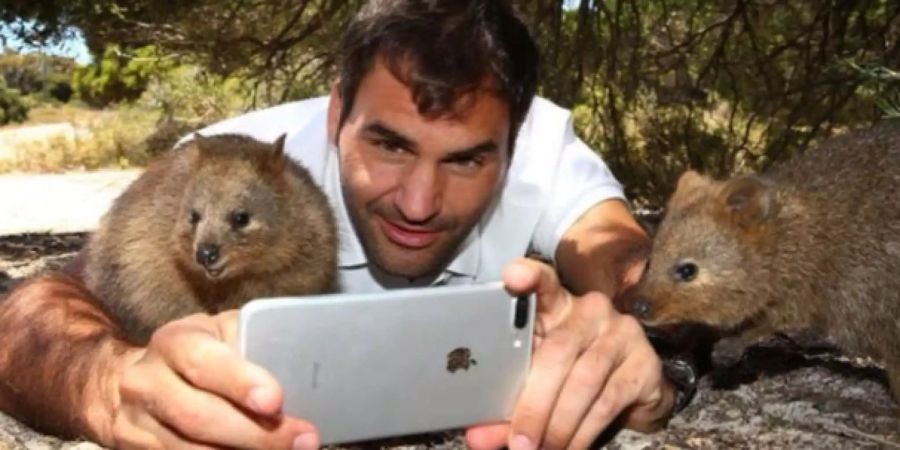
[72,45,174,107]
[0,49,77,102]
[0,78,29,125]
[45,72,73,103]
[138,65,251,156]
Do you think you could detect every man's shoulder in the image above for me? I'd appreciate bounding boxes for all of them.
[509,96,576,163]
[525,96,572,125]
[192,96,329,143]
[514,96,574,150]
[530,96,570,114]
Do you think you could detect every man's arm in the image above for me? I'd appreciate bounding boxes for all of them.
[0,272,129,441]
[0,268,318,449]
[558,200,702,415]
[555,199,649,299]
[466,200,676,450]
[555,199,678,432]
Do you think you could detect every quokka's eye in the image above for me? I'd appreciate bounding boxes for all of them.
[230,211,251,230]
[189,210,201,225]
[672,262,699,282]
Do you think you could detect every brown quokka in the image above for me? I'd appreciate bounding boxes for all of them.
[625,121,900,403]
[84,133,338,344]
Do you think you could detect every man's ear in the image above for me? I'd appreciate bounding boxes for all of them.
[327,82,342,147]
[714,175,777,229]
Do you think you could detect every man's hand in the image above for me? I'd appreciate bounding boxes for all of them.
[106,311,319,450]
[466,258,675,450]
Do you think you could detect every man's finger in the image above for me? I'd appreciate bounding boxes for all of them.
[502,258,573,335]
[112,409,168,450]
[117,401,221,450]
[150,317,285,417]
[502,258,566,302]
[508,327,587,450]
[129,412,219,450]
[465,423,510,450]
[566,358,648,450]
[215,310,240,345]
[540,338,621,450]
[507,292,616,450]
[138,360,317,449]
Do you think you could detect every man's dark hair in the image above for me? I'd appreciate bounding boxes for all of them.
[338,0,539,152]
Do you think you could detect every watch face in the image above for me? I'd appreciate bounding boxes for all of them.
[662,358,698,412]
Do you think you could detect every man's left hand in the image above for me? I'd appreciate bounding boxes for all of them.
[465,257,675,450]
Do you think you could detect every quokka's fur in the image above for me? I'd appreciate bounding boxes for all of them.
[84,133,338,343]
[628,122,900,403]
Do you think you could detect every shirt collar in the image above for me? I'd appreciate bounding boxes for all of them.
[444,224,481,279]
[322,143,369,268]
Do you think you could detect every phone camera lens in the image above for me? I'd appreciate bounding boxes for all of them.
[514,295,529,329]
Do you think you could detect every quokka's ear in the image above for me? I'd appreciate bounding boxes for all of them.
[674,170,713,195]
[666,170,714,210]
[715,175,777,229]
[187,132,212,166]
[268,133,288,172]
[192,132,212,155]
[192,132,208,147]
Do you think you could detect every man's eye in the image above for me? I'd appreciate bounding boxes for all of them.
[450,156,485,170]
[374,140,404,153]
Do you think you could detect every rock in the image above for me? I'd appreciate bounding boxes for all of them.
[0,233,898,449]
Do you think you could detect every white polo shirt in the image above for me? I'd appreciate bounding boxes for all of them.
[194,96,625,293]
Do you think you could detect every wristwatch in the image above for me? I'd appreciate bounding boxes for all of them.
[662,357,698,413]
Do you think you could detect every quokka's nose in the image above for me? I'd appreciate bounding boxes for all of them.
[631,297,652,319]
[196,244,220,267]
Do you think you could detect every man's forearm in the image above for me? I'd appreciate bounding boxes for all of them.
[555,200,702,416]
[0,272,127,441]
[555,199,650,300]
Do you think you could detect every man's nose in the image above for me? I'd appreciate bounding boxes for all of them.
[395,163,442,223]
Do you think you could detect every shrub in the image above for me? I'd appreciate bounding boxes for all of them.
[47,72,73,103]
[0,78,29,125]
[138,65,251,156]
[0,49,77,102]
[72,45,173,107]
[0,106,158,173]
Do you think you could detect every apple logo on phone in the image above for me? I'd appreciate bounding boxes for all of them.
[447,347,478,373]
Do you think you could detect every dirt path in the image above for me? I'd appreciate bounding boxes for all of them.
[0,123,90,162]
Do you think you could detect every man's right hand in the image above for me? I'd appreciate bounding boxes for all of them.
[106,311,319,450]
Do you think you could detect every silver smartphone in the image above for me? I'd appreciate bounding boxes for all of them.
[237,281,535,445]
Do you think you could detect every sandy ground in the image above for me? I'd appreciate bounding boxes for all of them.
[0,170,140,236]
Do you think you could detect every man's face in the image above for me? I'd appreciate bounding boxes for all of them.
[328,61,511,279]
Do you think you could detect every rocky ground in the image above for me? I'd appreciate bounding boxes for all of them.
[1,233,898,450]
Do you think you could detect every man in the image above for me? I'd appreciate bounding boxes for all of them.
[0,1,686,449]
